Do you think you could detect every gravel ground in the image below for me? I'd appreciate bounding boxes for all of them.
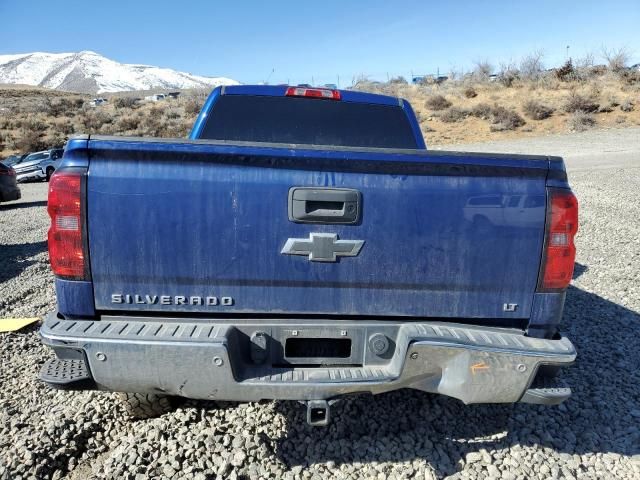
[1,129,640,479]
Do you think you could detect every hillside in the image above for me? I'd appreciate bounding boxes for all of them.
[0,51,238,94]
[352,71,640,145]
[0,67,639,157]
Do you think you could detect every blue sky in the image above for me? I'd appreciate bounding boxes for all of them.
[1,0,638,86]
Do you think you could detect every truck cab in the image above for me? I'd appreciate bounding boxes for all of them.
[14,147,64,182]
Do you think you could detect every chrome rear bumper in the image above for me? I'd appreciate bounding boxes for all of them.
[40,313,575,405]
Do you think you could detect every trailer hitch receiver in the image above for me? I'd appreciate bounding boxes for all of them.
[306,400,330,426]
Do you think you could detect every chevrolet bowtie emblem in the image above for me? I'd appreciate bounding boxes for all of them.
[281,233,364,262]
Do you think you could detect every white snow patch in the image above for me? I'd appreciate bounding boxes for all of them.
[0,51,239,93]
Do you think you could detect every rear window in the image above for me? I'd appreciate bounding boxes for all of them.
[199,94,418,149]
[468,196,502,206]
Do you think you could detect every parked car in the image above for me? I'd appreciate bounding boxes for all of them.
[2,154,28,167]
[0,163,21,204]
[89,98,108,107]
[14,148,64,182]
[464,194,546,229]
[39,85,577,424]
[144,93,166,102]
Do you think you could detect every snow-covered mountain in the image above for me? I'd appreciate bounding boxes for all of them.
[0,51,238,94]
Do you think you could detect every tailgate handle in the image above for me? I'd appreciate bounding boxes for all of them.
[288,187,361,224]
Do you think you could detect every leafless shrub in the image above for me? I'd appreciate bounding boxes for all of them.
[447,67,464,81]
[563,92,599,113]
[489,106,526,131]
[469,103,492,119]
[425,95,452,111]
[618,70,640,85]
[420,121,435,133]
[44,98,78,117]
[6,133,18,151]
[566,111,596,131]
[439,107,469,123]
[463,87,477,98]
[79,110,112,131]
[138,113,166,137]
[101,122,120,135]
[161,120,192,138]
[606,97,620,108]
[591,65,608,76]
[615,115,627,124]
[115,115,141,131]
[52,120,75,136]
[620,100,634,112]
[165,109,181,120]
[602,46,630,72]
[520,50,545,80]
[184,98,203,116]
[149,105,164,118]
[555,60,575,82]
[113,97,139,109]
[523,100,554,120]
[576,52,595,70]
[597,94,618,113]
[47,131,67,148]
[21,118,48,132]
[473,60,493,80]
[15,129,47,152]
[389,76,408,85]
[498,60,519,87]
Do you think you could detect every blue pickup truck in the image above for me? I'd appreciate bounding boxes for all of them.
[40,85,578,425]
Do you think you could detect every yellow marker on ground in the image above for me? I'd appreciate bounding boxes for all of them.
[0,318,40,333]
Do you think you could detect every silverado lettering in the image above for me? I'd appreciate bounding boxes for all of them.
[111,294,233,306]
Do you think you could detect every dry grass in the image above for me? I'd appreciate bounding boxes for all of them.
[621,100,635,112]
[563,92,599,113]
[424,95,452,111]
[489,106,525,131]
[463,87,478,98]
[439,107,469,123]
[1,70,640,156]
[523,100,555,120]
[0,88,208,156]
[354,71,640,144]
[567,111,597,131]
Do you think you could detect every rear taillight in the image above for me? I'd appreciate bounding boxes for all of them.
[47,170,87,279]
[539,188,578,290]
[0,167,16,176]
[285,86,341,100]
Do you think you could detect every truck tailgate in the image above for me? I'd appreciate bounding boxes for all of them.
[87,137,549,319]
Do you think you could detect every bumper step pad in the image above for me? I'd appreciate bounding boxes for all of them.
[39,357,94,390]
[520,387,571,405]
[520,373,571,405]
